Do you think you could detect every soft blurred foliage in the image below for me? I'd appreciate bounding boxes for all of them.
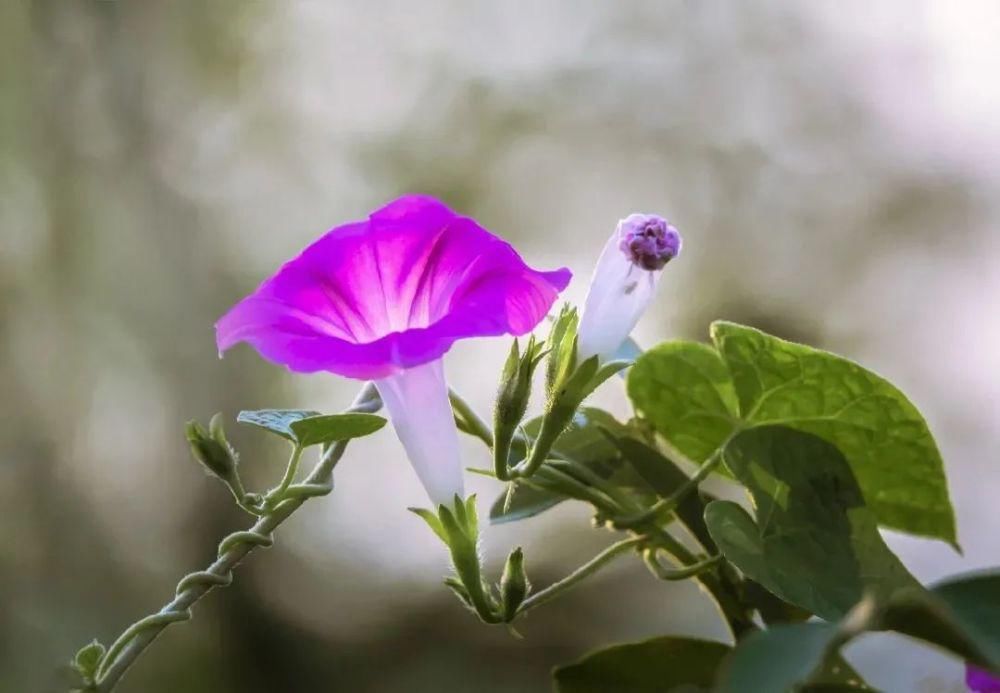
[1,2,997,692]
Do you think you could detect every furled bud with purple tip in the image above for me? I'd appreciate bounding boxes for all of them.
[577,213,682,361]
[618,215,682,271]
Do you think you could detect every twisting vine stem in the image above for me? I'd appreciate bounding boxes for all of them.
[91,383,380,692]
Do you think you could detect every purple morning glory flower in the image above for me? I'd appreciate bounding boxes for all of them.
[216,194,570,504]
[577,213,682,361]
[968,665,1000,692]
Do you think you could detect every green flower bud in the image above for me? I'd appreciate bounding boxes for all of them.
[493,337,547,476]
[410,496,504,625]
[500,546,530,622]
[544,304,579,399]
[186,414,238,481]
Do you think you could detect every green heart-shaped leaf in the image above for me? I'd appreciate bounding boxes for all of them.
[718,570,1000,693]
[716,622,875,693]
[553,636,731,693]
[883,570,1000,671]
[627,341,739,464]
[629,322,956,545]
[705,426,919,620]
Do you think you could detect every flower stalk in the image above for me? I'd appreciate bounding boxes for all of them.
[515,536,646,616]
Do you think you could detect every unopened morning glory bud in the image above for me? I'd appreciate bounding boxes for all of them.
[493,336,546,478]
[500,546,530,622]
[186,413,249,503]
[186,414,238,481]
[577,214,682,361]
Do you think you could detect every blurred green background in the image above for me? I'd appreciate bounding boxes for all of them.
[2,2,998,692]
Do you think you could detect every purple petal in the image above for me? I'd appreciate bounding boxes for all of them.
[968,665,1000,692]
[216,195,571,379]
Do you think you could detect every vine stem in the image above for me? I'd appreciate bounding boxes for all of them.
[264,444,304,508]
[612,448,727,529]
[93,383,381,692]
[643,550,722,581]
[516,536,646,616]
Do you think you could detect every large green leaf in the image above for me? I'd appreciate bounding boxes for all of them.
[717,571,1000,693]
[705,426,919,621]
[628,322,956,544]
[883,570,1000,670]
[489,408,635,524]
[715,622,875,693]
[627,341,739,463]
[743,580,813,626]
[553,636,731,693]
[711,321,954,545]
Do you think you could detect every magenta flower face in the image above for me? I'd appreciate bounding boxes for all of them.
[216,194,570,504]
[217,195,571,380]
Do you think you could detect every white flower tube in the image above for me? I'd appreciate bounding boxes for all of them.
[375,358,464,506]
[577,214,682,362]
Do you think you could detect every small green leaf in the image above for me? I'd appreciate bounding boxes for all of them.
[553,636,731,693]
[408,507,448,544]
[237,409,320,441]
[489,483,565,525]
[238,409,385,447]
[489,408,635,524]
[287,413,386,447]
[73,639,105,681]
[705,426,919,621]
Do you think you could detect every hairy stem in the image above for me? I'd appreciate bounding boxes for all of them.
[613,450,725,529]
[516,536,645,616]
[264,444,304,508]
[93,383,380,692]
[643,550,722,581]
